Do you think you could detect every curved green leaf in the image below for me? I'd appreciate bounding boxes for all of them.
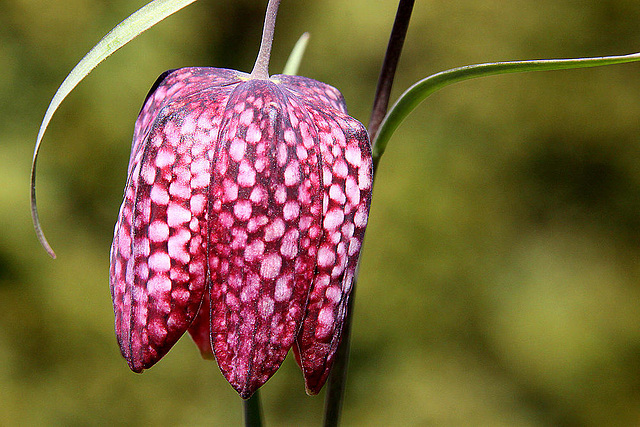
[31,0,198,258]
[282,32,310,76]
[372,52,640,165]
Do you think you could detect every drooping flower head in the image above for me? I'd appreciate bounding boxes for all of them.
[109,0,372,399]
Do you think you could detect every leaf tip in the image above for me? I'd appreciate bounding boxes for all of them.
[31,207,57,259]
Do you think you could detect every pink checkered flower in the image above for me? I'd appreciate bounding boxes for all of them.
[109,65,372,398]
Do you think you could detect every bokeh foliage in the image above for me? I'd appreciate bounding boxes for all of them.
[2,0,640,425]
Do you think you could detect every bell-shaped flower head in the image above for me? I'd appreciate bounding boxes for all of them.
[109,0,372,398]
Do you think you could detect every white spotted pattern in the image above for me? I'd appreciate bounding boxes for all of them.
[109,68,372,400]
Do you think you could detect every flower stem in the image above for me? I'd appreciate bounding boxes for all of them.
[321,2,415,426]
[251,0,281,79]
[368,0,415,162]
[322,275,356,427]
[243,390,264,427]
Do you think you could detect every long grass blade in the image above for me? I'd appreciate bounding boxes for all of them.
[282,32,310,76]
[31,0,198,258]
[372,52,640,164]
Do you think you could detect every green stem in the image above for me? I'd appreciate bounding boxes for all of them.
[243,390,264,427]
[372,52,640,164]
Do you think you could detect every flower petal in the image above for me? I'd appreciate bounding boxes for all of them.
[274,74,348,114]
[110,68,241,372]
[292,106,373,395]
[187,290,215,359]
[127,68,244,181]
[207,80,323,398]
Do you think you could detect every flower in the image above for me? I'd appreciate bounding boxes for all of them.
[109,66,373,398]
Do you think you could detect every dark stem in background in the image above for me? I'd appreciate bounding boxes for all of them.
[321,266,358,427]
[322,1,415,426]
[369,0,416,171]
[244,390,264,427]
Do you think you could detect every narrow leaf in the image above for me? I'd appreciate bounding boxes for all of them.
[31,0,198,258]
[282,32,310,76]
[372,52,640,164]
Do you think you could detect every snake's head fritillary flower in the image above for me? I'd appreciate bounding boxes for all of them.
[109,0,372,400]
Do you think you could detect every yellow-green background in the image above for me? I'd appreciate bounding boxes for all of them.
[2,0,640,425]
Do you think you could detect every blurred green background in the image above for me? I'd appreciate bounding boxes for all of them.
[2,0,640,425]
